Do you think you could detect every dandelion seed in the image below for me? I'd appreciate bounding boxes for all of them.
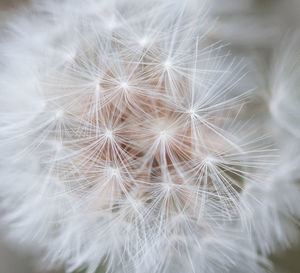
[95,83,101,93]
[164,60,173,70]
[104,129,113,139]
[138,37,149,47]
[120,81,129,90]
[106,18,117,30]
[55,110,64,119]
[54,141,63,152]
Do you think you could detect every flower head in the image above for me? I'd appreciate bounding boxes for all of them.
[0,1,283,273]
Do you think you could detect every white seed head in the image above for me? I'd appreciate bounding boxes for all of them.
[0,1,298,273]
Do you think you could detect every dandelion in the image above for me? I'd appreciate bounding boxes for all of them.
[0,1,293,273]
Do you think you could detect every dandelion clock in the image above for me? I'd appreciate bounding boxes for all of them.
[0,1,299,273]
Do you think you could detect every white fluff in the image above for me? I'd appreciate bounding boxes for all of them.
[0,1,299,273]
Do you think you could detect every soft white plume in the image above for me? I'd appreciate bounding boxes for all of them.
[0,1,299,273]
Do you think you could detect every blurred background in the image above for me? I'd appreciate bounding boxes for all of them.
[0,0,299,272]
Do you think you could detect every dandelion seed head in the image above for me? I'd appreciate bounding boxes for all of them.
[0,1,281,273]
